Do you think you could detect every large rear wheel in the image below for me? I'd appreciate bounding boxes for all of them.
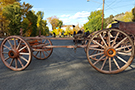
[86,29,134,74]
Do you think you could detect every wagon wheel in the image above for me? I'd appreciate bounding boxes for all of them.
[32,39,53,60]
[0,36,32,71]
[122,34,135,53]
[84,31,99,53]
[86,29,134,74]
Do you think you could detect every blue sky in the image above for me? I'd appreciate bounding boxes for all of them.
[20,0,135,30]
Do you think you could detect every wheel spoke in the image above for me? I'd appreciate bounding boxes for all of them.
[89,47,104,51]
[9,59,14,66]
[101,57,108,70]
[2,52,8,54]
[17,40,22,50]
[35,51,39,56]
[3,45,11,50]
[114,37,127,49]
[108,31,111,47]
[89,52,104,58]
[19,46,27,52]
[113,57,120,69]
[116,55,127,64]
[18,58,24,67]
[4,56,10,61]
[20,56,28,62]
[93,55,106,65]
[43,39,46,43]
[92,40,105,49]
[99,34,107,47]
[14,38,16,49]
[117,52,131,56]
[40,51,41,58]
[116,45,132,51]
[20,52,30,55]
[15,58,18,68]
[109,57,111,72]
[44,49,50,54]
[111,32,119,47]
[42,51,46,58]
[7,40,13,49]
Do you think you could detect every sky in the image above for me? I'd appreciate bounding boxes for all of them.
[20,0,135,30]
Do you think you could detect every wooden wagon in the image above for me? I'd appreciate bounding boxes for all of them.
[0,20,135,74]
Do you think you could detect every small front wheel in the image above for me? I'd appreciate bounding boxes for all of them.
[32,39,53,60]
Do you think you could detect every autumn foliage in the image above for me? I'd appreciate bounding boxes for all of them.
[0,0,49,36]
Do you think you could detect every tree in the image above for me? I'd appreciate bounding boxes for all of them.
[84,10,106,33]
[105,15,114,25]
[25,11,37,36]
[0,0,20,35]
[75,24,81,31]
[42,20,49,36]
[21,17,30,35]
[47,16,59,30]
[36,11,49,36]
[3,2,21,35]
[123,11,133,22]
[64,26,72,36]
[132,7,135,22]
[58,20,63,28]
[47,16,63,30]
[21,2,33,19]
[20,3,38,36]
[36,11,44,35]
[114,11,133,22]
[0,0,20,5]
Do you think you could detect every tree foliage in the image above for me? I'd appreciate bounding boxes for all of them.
[84,10,106,33]
[105,15,114,25]
[47,16,63,30]
[0,0,20,35]
[22,11,37,36]
[42,20,49,36]
[36,11,49,36]
[0,0,20,6]
[114,11,133,22]
[36,11,44,34]
[64,26,72,36]
[132,7,135,22]
[21,2,33,19]
[3,2,21,35]
[0,0,49,36]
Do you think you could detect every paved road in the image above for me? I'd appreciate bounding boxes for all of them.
[0,40,135,90]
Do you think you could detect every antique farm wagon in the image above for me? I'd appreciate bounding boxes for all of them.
[0,20,135,74]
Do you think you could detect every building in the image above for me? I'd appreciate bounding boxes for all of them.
[61,25,75,31]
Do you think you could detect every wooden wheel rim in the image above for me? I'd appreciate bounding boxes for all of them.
[0,36,32,71]
[86,29,134,74]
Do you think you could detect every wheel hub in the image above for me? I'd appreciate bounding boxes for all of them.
[8,50,19,58]
[105,47,116,57]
